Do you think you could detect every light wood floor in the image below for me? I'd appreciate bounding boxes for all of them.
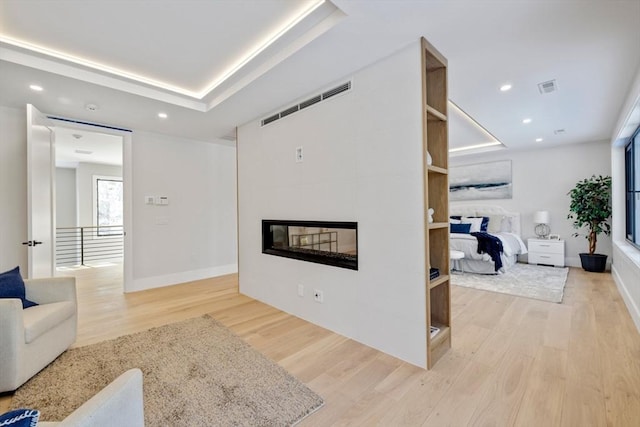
[2,265,639,425]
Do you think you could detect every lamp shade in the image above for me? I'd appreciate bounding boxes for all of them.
[533,210,550,224]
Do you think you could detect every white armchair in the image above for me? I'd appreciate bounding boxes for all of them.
[38,369,145,427]
[0,276,77,392]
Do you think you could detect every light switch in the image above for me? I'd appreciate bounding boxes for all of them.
[145,196,155,205]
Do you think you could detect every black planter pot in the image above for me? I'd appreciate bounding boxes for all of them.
[579,253,608,272]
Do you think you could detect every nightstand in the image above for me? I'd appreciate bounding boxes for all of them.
[527,238,565,267]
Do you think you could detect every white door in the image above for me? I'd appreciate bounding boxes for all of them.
[26,104,55,278]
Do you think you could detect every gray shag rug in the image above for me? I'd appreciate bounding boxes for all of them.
[11,315,323,426]
[451,263,569,303]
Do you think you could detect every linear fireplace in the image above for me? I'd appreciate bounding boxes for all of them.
[262,220,358,270]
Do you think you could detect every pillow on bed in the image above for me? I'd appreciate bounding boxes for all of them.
[450,223,472,234]
[485,214,504,234]
[461,217,484,233]
[449,218,461,224]
[501,215,514,233]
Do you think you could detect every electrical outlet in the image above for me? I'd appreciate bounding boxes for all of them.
[313,289,323,303]
[297,284,304,297]
[295,146,303,163]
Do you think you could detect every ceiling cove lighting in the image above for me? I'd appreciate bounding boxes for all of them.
[499,84,512,92]
[157,112,168,119]
[522,118,532,124]
[29,84,43,91]
[449,141,503,153]
[0,0,326,100]
[448,100,504,153]
[200,0,327,96]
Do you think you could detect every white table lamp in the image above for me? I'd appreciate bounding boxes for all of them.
[533,210,550,239]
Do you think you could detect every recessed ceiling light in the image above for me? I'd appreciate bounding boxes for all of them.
[29,84,43,92]
[157,112,168,119]
[535,138,543,142]
[522,118,532,124]
[499,84,512,92]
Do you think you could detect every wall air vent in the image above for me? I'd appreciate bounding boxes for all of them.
[322,82,351,99]
[538,79,558,94]
[261,81,352,126]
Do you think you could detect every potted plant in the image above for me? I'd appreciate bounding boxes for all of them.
[567,175,612,272]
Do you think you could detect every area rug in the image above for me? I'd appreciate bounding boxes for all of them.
[11,315,323,426]
[451,263,569,303]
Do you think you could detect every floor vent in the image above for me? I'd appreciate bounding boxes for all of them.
[261,81,352,126]
[538,79,558,94]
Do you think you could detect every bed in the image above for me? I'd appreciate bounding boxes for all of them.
[449,205,528,274]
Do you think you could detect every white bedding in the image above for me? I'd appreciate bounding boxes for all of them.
[449,205,527,274]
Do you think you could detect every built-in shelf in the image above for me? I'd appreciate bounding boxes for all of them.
[428,222,449,230]
[426,105,447,122]
[427,165,448,175]
[422,36,451,370]
[429,274,450,289]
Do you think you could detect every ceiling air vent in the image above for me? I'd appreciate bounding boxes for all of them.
[538,79,558,94]
[554,129,566,135]
[260,81,352,126]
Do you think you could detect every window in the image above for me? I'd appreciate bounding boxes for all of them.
[626,125,640,247]
[96,178,123,236]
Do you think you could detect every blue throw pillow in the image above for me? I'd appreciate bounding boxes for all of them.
[0,267,38,309]
[450,223,472,234]
[0,409,40,427]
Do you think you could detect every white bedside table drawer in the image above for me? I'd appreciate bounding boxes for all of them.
[529,252,564,266]
[528,240,564,254]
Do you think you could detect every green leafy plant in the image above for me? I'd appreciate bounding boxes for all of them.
[567,175,612,254]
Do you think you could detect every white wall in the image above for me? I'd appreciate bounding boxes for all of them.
[0,106,27,272]
[55,167,77,228]
[75,162,122,227]
[610,66,640,331]
[450,140,612,267]
[0,105,238,291]
[238,42,428,367]
[130,131,238,291]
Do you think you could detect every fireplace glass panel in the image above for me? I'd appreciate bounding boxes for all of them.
[262,220,357,270]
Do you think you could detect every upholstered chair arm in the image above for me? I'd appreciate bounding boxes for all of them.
[0,299,25,390]
[24,277,76,305]
[43,369,145,427]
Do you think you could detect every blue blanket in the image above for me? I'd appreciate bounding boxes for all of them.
[471,232,504,271]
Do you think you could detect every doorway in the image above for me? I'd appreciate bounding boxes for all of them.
[48,118,131,292]
[54,127,124,276]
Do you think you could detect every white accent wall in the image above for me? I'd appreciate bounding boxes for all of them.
[55,167,77,228]
[130,131,238,291]
[237,42,428,367]
[0,106,28,272]
[610,66,640,332]
[450,140,612,268]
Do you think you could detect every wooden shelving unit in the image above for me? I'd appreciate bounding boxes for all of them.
[421,37,451,369]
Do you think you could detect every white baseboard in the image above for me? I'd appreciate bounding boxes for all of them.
[127,263,238,292]
[612,264,640,333]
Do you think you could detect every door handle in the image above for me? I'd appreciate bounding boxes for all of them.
[33,241,43,246]
[21,240,43,247]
